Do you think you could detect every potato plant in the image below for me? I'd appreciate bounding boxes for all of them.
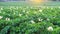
[0,6,60,34]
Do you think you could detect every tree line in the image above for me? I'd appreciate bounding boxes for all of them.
[0,0,60,2]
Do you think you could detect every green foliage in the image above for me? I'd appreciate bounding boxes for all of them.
[0,7,60,34]
[0,26,10,34]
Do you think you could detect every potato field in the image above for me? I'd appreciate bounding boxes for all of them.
[0,6,60,34]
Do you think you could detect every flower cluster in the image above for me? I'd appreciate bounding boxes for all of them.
[0,16,3,19]
[47,26,53,31]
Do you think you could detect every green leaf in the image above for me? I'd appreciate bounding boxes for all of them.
[0,26,11,34]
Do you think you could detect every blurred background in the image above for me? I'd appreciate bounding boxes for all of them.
[0,0,60,6]
[0,0,60,2]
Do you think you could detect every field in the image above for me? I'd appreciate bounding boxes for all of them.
[0,1,60,6]
[0,6,60,34]
[0,1,60,34]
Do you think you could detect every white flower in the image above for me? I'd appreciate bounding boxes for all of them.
[19,14,22,17]
[39,9,42,12]
[14,12,16,15]
[38,18,43,21]
[23,10,25,12]
[59,6,60,8]
[0,8,3,10]
[34,11,37,14]
[0,16,3,19]
[30,20,35,24]
[6,18,10,21]
[53,16,56,18]
[47,26,53,31]
[51,8,53,9]
[47,7,49,9]
[46,18,50,21]
[26,12,29,14]
[16,7,18,9]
